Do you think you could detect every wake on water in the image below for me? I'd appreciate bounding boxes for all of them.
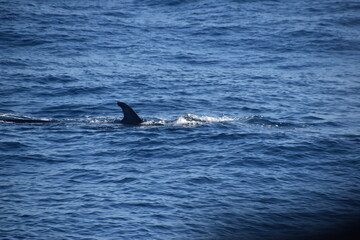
[173,114,235,126]
[0,113,238,127]
[0,102,293,128]
[0,113,301,129]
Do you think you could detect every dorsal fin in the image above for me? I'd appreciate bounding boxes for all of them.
[117,102,143,125]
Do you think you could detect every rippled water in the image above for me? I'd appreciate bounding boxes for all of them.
[1,0,360,239]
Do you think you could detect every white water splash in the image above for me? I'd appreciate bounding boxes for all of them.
[173,114,235,126]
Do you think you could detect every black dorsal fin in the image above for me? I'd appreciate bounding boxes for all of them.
[117,102,143,125]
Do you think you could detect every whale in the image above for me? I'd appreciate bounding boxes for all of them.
[1,119,56,123]
[0,115,58,123]
[1,102,144,125]
[117,102,144,125]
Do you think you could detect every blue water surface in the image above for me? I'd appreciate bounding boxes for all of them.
[1,0,360,239]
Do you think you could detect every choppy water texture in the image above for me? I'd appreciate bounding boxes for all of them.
[1,0,360,239]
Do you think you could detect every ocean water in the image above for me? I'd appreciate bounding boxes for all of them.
[1,0,360,239]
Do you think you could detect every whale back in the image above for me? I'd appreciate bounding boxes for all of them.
[117,102,143,125]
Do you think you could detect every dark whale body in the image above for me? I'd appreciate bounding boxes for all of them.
[117,102,144,125]
[1,102,144,125]
[2,119,57,123]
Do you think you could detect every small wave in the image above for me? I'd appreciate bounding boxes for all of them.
[187,176,219,185]
[173,114,235,126]
[245,115,300,128]
[141,119,167,126]
[138,114,237,127]
[77,116,117,124]
[0,59,28,67]
[0,141,29,151]
[138,0,191,7]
